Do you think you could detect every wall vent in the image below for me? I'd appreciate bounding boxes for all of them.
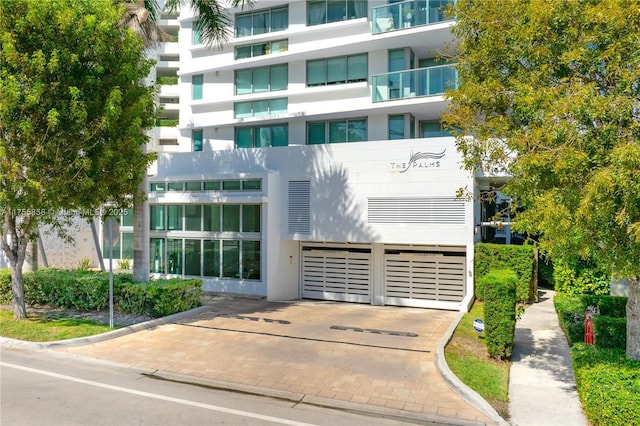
[288,181,310,234]
[368,197,465,225]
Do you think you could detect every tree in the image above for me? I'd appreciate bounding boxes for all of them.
[443,0,640,359]
[122,0,250,282]
[0,0,156,318]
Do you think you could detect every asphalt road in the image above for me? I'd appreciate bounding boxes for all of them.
[0,348,430,426]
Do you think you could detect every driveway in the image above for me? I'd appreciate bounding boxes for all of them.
[57,298,496,425]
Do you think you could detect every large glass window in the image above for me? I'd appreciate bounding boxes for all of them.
[223,205,240,232]
[192,74,203,100]
[389,115,405,140]
[307,0,367,26]
[151,238,165,273]
[192,21,202,45]
[234,98,288,118]
[307,54,367,86]
[204,205,221,232]
[235,125,288,148]
[150,205,165,230]
[242,205,261,232]
[185,205,202,231]
[222,240,240,278]
[235,6,288,37]
[167,239,182,274]
[122,208,133,226]
[203,240,220,277]
[192,129,203,152]
[307,119,367,144]
[121,232,134,259]
[235,39,288,60]
[184,239,201,276]
[420,120,451,138]
[235,64,288,95]
[167,205,183,230]
[242,241,261,279]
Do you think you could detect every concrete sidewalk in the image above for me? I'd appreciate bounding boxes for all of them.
[49,298,500,425]
[509,289,588,426]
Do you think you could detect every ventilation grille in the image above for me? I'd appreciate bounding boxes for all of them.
[288,181,310,234]
[368,197,465,225]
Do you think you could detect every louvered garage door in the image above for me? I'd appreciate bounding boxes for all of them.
[302,248,371,303]
[385,252,466,308]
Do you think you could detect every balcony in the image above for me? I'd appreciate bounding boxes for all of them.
[372,65,458,102]
[372,0,454,34]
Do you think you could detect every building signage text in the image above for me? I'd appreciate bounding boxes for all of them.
[391,150,446,173]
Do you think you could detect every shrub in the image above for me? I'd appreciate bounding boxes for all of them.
[553,260,610,296]
[118,278,202,317]
[481,269,517,360]
[475,243,536,304]
[0,268,12,304]
[554,293,628,347]
[572,344,640,426]
[593,316,627,350]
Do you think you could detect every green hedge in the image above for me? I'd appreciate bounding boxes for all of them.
[571,344,640,426]
[554,293,627,348]
[481,269,517,360]
[118,278,202,317]
[593,316,627,350]
[0,268,201,318]
[553,261,611,296]
[475,243,537,304]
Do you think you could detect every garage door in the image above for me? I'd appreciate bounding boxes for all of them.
[302,247,371,303]
[385,251,466,308]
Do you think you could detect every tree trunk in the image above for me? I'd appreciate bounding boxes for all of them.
[10,263,27,319]
[627,276,640,360]
[2,213,32,319]
[132,173,150,282]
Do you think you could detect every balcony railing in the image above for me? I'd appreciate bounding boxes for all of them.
[372,0,454,34]
[372,65,458,102]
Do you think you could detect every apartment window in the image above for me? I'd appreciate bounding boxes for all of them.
[307,0,367,26]
[192,74,203,100]
[236,6,288,37]
[167,205,183,230]
[420,121,452,138]
[150,238,165,273]
[307,54,367,86]
[150,205,165,230]
[236,125,288,148]
[235,64,287,95]
[235,39,288,60]
[184,239,201,276]
[389,114,415,139]
[234,98,287,118]
[192,21,202,45]
[307,119,367,144]
[192,129,203,152]
[185,205,202,231]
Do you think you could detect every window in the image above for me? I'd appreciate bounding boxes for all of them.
[307,119,367,144]
[151,238,165,273]
[184,239,201,276]
[242,241,261,279]
[222,240,240,278]
[167,239,182,274]
[150,205,165,230]
[235,39,288,60]
[420,120,451,138]
[242,205,261,232]
[235,64,287,95]
[203,240,220,277]
[307,0,367,26]
[185,205,202,231]
[167,182,183,191]
[234,98,287,118]
[235,125,288,148]
[192,129,203,152]
[192,21,202,45]
[223,205,240,232]
[307,54,367,86]
[389,114,415,140]
[235,6,288,37]
[192,74,203,100]
[167,205,183,230]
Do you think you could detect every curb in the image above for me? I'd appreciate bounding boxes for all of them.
[0,305,213,351]
[435,312,510,426]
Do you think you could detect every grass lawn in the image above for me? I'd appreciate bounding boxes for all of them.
[445,301,511,419]
[0,309,113,342]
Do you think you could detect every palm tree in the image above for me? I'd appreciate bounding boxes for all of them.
[119,0,251,281]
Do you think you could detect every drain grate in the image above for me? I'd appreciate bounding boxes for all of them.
[217,313,290,325]
[330,325,418,337]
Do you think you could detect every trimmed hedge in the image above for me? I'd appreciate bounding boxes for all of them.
[553,261,611,296]
[481,269,518,360]
[554,293,628,348]
[0,268,201,318]
[475,243,537,304]
[118,278,202,317]
[571,344,640,426]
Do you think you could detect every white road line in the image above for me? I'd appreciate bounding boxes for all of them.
[1,361,316,426]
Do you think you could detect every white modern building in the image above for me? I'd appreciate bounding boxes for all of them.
[127,0,485,312]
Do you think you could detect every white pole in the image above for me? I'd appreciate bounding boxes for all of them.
[108,218,114,329]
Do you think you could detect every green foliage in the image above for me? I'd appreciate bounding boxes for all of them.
[155,118,179,127]
[118,278,202,317]
[117,258,132,270]
[571,344,640,426]
[554,293,628,347]
[553,258,610,296]
[481,269,517,360]
[156,76,178,85]
[475,243,536,303]
[0,309,114,341]
[0,268,11,304]
[76,257,93,271]
[22,269,113,310]
[593,316,627,350]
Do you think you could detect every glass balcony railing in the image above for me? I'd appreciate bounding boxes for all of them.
[372,0,454,34]
[372,65,458,102]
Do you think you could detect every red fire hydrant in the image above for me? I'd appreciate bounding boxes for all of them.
[584,308,595,345]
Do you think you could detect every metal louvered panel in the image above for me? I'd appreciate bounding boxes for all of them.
[288,181,310,234]
[302,250,371,303]
[368,197,466,224]
[384,253,466,306]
